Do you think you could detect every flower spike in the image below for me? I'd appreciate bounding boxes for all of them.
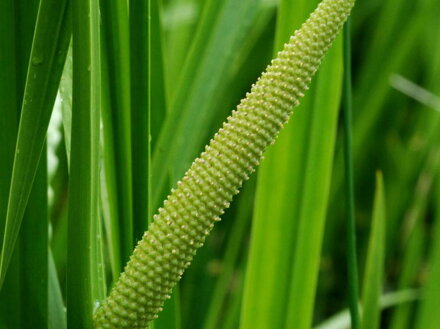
[94,0,356,327]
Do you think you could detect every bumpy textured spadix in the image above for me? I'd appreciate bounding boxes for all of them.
[94,0,355,327]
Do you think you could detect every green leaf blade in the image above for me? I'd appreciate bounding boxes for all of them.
[361,171,386,329]
[67,0,104,327]
[130,0,152,242]
[100,0,134,266]
[241,1,343,328]
[0,0,71,286]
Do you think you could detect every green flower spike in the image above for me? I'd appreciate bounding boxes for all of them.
[94,0,355,327]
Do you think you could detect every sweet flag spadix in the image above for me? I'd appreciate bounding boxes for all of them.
[94,0,356,327]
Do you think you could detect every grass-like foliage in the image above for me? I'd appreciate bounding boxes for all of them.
[1,0,440,328]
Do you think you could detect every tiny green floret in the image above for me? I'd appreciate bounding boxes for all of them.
[94,0,356,327]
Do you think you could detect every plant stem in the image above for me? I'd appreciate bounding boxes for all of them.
[342,17,361,329]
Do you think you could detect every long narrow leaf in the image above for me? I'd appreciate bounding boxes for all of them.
[0,0,20,325]
[130,0,167,246]
[285,38,343,329]
[0,0,18,242]
[66,0,104,327]
[130,0,152,242]
[0,0,71,286]
[241,1,343,327]
[149,0,168,144]
[100,0,133,266]
[341,18,361,329]
[361,171,386,329]
[100,59,123,280]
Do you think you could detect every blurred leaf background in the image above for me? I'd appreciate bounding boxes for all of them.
[0,0,440,328]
